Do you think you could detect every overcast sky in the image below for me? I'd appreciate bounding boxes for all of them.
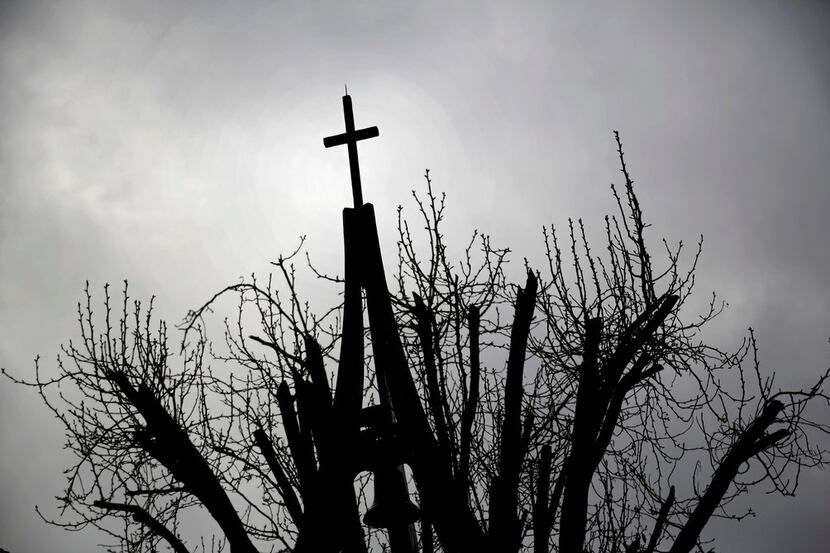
[1,1,829,552]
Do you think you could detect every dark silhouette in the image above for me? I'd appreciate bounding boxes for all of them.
[323,89,379,208]
[6,95,830,553]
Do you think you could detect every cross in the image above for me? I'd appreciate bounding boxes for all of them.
[323,90,379,207]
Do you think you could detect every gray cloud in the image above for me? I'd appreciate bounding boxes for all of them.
[2,1,829,552]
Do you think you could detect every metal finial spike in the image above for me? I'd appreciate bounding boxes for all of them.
[345,83,348,96]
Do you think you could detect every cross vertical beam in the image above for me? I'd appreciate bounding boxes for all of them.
[324,93,379,207]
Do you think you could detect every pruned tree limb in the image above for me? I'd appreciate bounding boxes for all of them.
[644,485,675,553]
[669,401,787,553]
[93,500,191,553]
[253,427,304,526]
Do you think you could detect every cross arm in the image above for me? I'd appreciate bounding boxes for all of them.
[323,126,380,148]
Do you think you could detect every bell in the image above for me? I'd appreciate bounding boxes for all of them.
[363,464,420,528]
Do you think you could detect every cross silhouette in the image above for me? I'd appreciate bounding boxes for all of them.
[323,91,379,207]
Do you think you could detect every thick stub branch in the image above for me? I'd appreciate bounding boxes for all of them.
[413,293,452,464]
[533,444,552,553]
[302,336,336,465]
[669,401,788,553]
[459,305,481,492]
[644,485,675,553]
[604,293,679,388]
[94,500,190,553]
[559,316,603,553]
[276,380,316,496]
[490,271,538,553]
[304,335,332,406]
[107,371,257,553]
[299,335,367,553]
[253,428,303,527]
[532,447,565,553]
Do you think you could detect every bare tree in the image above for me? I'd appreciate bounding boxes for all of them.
[6,133,829,553]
